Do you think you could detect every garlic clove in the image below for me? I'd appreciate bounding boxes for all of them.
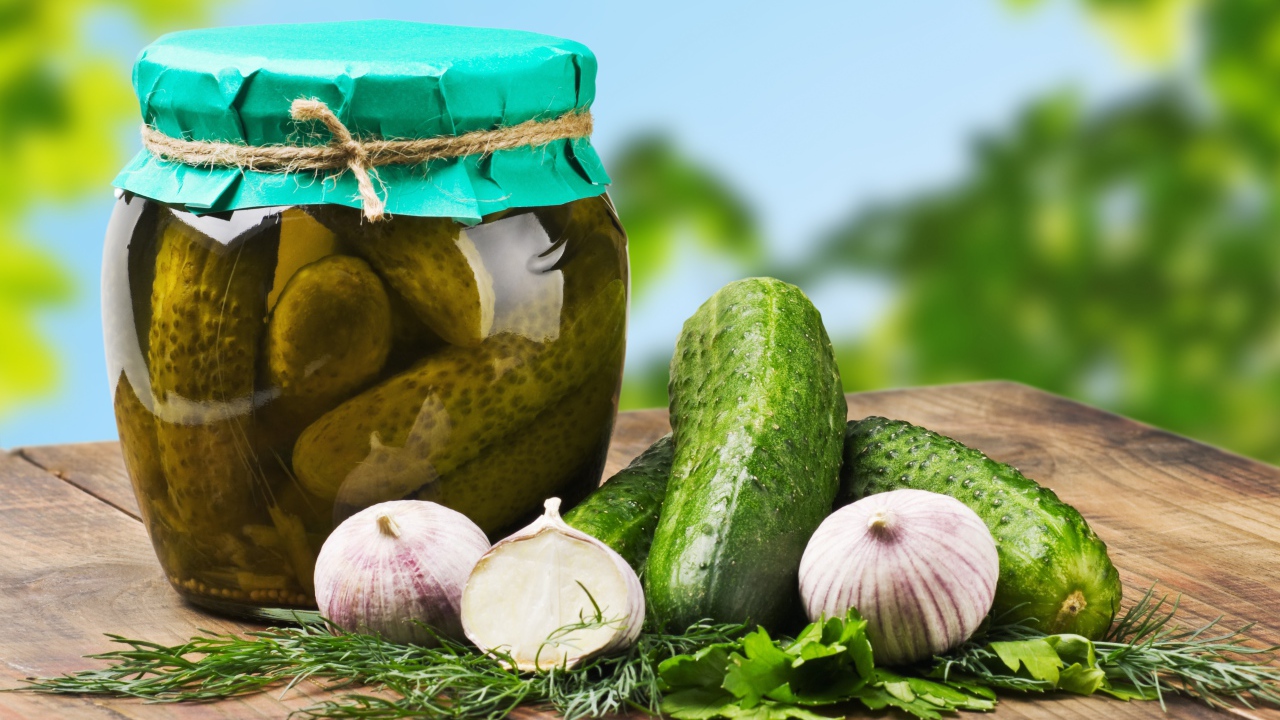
[798,488,999,665]
[314,500,490,646]
[461,497,644,672]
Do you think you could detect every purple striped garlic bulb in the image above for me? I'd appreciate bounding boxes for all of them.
[314,500,490,645]
[798,488,999,665]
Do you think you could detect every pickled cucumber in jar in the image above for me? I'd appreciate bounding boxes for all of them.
[105,21,627,619]
[105,193,628,617]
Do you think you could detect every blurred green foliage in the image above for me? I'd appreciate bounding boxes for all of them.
[802,89,1280,462]
[0,0,201,417]
[1011,0,1191,63]
[1204,0,1280,169]
[609,135,764,410]
[610,134,764,301]
[616,2,1280,465]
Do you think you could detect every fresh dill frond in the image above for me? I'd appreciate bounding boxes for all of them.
[1096,586,1280,710]
[934,585,1280,711]
[22,617,747,720]
[22,585,1280,718]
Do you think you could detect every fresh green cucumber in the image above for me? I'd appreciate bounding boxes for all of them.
[840,417,1122,639]
[646,278,846,632]
[563,434,674,572]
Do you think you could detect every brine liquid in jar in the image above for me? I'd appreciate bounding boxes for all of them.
[103,193,628,619]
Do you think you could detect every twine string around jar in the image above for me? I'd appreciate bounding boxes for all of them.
[139,98,595,222]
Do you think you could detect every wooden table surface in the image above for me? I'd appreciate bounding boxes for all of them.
[1,381,1278,719]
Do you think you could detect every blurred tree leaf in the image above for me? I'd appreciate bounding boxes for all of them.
[619,360,672,415]
[1029,0,1280,172]
[610,134,766,411]
[609,134,764,301]
[0,231,74,409]
[1010,0,1190,65]
[1077,0,1190,65]
[0,312,60,412]
[1204,0,1280,171]
[0,0,206,420]
[0,237,75,305]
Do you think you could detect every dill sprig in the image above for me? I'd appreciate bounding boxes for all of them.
[22,586,1280,718]
[22,618,746,720]
[1098,588,1280,709]
[934,586,1280,711]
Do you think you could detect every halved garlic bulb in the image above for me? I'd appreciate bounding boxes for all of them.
[799,488,999,665]
[461,498,644,671]
[314,500,490,645]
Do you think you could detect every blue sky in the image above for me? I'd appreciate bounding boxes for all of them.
[0,0,1152,448]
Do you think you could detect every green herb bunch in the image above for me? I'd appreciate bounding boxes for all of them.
[656,608,996,720]
[932,587,1280,711]
[21,587,1280,720]
[656,588,1280,720]
[24,618,746,720]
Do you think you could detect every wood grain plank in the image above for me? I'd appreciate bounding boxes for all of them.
[12,443,140,520]
[600,407,668,480]
[0,450,344,718]
[4,381,1278,718]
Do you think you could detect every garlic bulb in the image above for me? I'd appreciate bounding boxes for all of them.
[461,498,644,671]
[799,489,999,665]
[314,500,490,645]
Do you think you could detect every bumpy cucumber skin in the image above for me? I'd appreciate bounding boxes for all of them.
[292,280,626,509]
[646,278,846,631]
[344,214,495,347]
[263,255,392,449]
[416,339,625,535]
[148,219,277,533]
[112,369,194,577]
[267,208,339,311]
[267,255,391,397]
[564,434,675,572]
[296,199,627,523]
[384,288,446,371]
[841,417,1122,639]
[113,370,166,523]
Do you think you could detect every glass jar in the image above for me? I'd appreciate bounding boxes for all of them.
[104,21,626,619]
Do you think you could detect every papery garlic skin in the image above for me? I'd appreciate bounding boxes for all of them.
[799,488,999,665]
[314,500,490,645]
[462,497,644,672]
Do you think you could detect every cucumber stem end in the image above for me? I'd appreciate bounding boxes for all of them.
[1054,589,1088,628]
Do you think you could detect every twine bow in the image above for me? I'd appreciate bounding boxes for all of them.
[289,99,384,221]
[140,98,594,222]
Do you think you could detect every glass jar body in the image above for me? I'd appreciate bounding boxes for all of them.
[102,194,628,619]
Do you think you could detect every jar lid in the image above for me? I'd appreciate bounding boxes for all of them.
[113,20,610,223]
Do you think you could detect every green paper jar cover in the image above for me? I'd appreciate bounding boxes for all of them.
[114,20,611,224]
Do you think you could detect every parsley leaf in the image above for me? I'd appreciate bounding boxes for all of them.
[660,608,995,720]
[990,638,1064,683]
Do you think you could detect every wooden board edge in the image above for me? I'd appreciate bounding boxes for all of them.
[6,447,142,522]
